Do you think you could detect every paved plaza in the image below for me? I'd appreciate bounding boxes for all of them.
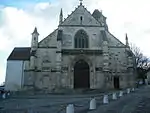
[0,86,150,113]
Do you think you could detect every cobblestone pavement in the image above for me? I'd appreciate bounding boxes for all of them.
[0,86,149,113]
[88,86,150,113]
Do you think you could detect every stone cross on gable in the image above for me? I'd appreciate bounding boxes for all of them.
[79,0,83,5]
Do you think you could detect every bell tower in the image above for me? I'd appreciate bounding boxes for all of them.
[30,27,39,70]
[31,27,39,51]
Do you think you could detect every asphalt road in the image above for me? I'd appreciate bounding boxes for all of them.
[0,86,149,113]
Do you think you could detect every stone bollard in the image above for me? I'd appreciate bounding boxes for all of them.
[7,93,10,96]
[89,98,96,110]
[2,93,6,99]
[119,91,123,97]
[112,93,117,100]
[132,88,135,92]
[66,104,74,113]
[127,88,130,94]
[103,95,109,104]
[145,79,148,85]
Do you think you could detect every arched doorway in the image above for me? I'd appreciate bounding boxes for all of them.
[74,60,90,89]
[114,76,120,89]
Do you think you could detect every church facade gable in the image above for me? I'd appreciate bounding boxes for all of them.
[61,5,101,27]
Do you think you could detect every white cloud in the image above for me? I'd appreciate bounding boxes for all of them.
[1,0,150,84]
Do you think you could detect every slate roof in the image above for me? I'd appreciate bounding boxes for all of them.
[7,47,31,61]
[92,9,102,20]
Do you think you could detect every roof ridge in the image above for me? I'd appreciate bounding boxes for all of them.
[38,28,58,44]
[14,47,30,49]
[60,5,80,25]
[107,31,125,46]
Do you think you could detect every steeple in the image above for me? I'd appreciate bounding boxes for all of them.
[31,27,39,50]
[125,33,129,46]
[32,27,39,35]
[59,8,63,25]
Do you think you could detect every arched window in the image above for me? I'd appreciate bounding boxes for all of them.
[74,30,89,48]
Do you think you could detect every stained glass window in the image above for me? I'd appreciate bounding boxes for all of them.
[74,30,88,48]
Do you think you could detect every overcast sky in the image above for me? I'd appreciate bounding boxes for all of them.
[0,0,150,84]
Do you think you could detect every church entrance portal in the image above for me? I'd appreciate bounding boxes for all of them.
[114,76,120,89]
[74,60,90,89]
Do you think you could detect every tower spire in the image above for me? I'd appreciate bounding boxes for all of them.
[60,8,63,16]
[31,27,39,52]
[32,27,39,35]
[59,8,63,25]
[125,33,129,46]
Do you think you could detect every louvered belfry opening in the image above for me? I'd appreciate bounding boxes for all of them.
[74,30,89,48]
[74,60,90,89]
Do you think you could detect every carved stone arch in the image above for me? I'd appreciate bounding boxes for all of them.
[71,55,92,68]
[70,55,92,88]
[68,55,94,89]
[74,29,89,48]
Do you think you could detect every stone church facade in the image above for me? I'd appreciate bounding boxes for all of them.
[5,2,136,91]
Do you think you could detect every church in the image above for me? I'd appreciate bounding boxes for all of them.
[5,1,136,92]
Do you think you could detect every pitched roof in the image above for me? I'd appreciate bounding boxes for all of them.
[7,47,31,61]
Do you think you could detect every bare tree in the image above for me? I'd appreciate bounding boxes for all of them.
[130,43,150,82]
[130,43,149,69]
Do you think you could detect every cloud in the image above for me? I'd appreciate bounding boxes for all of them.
[1,0,150,84]
[0,0,78,84]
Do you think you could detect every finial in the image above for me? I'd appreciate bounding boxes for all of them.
[60,8,63,16]
[125,33,129,46]
[79,0,83,5]
[59,8,63,25]
[32,27,39,35]
[125,33,128,40]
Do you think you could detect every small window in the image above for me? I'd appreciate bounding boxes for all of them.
[34,37,36,41]
[80,16,83,21]
[80,16,83,24]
